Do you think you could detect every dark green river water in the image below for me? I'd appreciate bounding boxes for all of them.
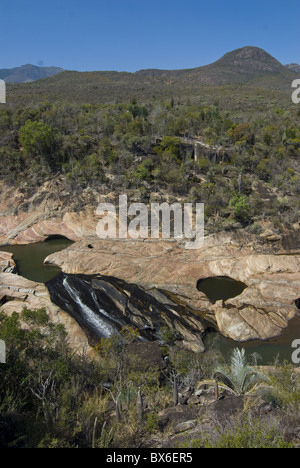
[1,238,73,283]
[199,277,300,365]
[203,318,300,365]
[1,240,299,365]
[197,276,247,304]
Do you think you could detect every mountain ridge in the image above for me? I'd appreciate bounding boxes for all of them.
[5,46,298,105]
[0,64,64,83]
[285,63,300,73]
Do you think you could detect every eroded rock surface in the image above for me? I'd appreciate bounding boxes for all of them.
[0,273,90,353]
[0,252,16,273]
[0,176,299,346]
[46,273,208,352]
[44,235,300,343]
[0,179,105,245]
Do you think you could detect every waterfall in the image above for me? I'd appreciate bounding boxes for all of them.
[63,277,117,338]
[46,273,208,353]
[91,291,121,324]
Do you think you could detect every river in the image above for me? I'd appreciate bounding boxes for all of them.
[1,238,73,283]
[1,239,299,365]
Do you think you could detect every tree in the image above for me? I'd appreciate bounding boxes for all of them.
[136,386,144,422]
[19,120,57,167]
[133,158,154,182]
[154,136,182,163]
[256,158,270,181]
[230,195,251,225]
[28,370,56,430]
[128,98,148,120]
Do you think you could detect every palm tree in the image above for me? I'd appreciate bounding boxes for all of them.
[198,348,268,397]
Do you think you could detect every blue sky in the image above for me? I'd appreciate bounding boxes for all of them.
[1,0,299,72]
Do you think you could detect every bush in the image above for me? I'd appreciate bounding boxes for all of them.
[256,158,270,181]
[19,120,58,168]
[229,195,252,225]
[146,412,159,434]
[179,415,293,449]
[133,159,154,182]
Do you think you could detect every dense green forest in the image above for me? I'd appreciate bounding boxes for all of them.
[0,94,299,233]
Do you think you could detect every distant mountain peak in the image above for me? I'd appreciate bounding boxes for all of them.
[5,46,297,105]
[224,46,273,57]
[0,64,64,83]
[215,46,283,73]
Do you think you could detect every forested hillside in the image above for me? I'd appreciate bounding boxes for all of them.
[0,46,300,449]
[1,92,299,234]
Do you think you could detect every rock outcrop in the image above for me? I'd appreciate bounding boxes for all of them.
[0,252,16,273]
[44,235,300,343]
[0,179,102,245]
[46,273,208,352]
[0,213,90,245]
[0,273,90,353]
[0,176,299,346]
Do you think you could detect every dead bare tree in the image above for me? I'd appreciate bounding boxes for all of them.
[29,370,56,429]
[164,369,180,406]
[105,387,122,423]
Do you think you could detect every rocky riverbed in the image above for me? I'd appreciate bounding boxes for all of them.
[43,233,300,344]
[0,177,299,349]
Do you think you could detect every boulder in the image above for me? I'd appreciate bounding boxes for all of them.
[158,406,200,433]
[0,273,90,353]
[173,420,198,434]
[0,252,16,273]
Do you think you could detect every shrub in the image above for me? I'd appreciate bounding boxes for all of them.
[146,412,159,434]
[179,415,292,448]
[229,195,252,225]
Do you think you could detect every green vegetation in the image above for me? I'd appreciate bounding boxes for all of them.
[0,309,299,448]
[179,415,293,449]
[198,348,268,396]
[1,49,299,237]
[0,93,299,234]
[0,47,299,448]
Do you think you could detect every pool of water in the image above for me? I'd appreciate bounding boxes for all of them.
[204,316,300,365]
[1,238,73,283]
[197,276,247,303]
[198,275,300,365]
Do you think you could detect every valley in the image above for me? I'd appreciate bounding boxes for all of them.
[0,45,299,449]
